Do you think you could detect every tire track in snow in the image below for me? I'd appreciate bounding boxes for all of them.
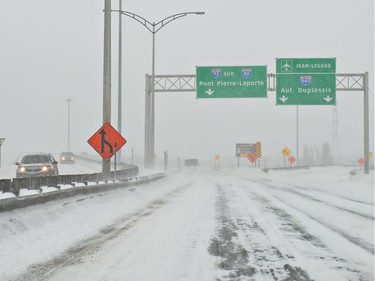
[209,183,313,281]
[252,178,374,221]
[11,183,191,281]
[254,192,371,281]
[208,185,257,280]
[282,182,374,207]
[273,192,374,255]
[249,179,374,254]
[240,181,372,281]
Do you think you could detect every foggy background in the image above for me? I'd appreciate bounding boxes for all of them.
[0,0,373,168]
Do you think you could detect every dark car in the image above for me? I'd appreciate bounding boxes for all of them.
[60,152,75,164]
[16,153,59,178]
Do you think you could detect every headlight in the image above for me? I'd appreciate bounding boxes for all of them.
[62,157,66,160]
[19,167,26,172]
[42,166,49,172]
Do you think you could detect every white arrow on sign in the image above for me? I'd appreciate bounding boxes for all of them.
[205,89,214,96]
[279,95,288,103]
[323,95,333,102]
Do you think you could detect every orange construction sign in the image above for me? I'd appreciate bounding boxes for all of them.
[247,153,257,163]
[87,122,127,160]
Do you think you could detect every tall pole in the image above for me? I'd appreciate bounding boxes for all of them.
[364,72,369,174]
[117,0,122,163]
[65,98,72,152]
[145,74,151,168]
[0,138,5,168]
[103,0,111,178]
[150,27,156,169]
[296,105,299,166]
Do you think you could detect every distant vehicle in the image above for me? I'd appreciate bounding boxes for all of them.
[16,153,59,178]
[60,152,75,164]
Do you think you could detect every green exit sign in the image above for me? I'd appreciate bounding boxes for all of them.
[276,58,336,105]
[196,66,267,98]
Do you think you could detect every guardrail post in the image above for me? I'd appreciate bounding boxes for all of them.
[0,179,11,193]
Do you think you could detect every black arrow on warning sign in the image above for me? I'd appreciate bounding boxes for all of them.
[100,129,113,153]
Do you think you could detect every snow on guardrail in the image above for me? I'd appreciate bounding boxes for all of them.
[0,170,165,212]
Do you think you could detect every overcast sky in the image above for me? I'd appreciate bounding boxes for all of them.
[0,0,373,167]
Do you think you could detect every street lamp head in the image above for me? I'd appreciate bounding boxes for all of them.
[195,12,205,15]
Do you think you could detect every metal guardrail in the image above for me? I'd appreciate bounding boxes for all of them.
[0,170,166,213]
[0,166,139,195]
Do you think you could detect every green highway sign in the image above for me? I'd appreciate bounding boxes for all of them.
[276,58,336,105]
[196,66,267,98]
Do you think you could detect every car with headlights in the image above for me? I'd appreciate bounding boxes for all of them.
[60,152,75,164]
[16,153,59,178]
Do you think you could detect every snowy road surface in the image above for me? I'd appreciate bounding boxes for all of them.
[1,166,373,281]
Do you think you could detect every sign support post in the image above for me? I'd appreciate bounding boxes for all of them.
[364,72,369,174]
[114,142,117,182]
[0,138,5,168]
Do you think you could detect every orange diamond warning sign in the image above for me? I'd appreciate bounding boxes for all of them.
[87,122,127,160]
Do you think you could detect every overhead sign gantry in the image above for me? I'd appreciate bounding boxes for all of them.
[144,62,369,174]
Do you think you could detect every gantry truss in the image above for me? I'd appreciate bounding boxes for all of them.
[151,73,367,92]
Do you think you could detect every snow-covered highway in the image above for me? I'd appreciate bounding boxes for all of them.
[0,166,373,281]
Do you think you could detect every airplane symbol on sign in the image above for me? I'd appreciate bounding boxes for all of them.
[281,60,292,72]
[99,129,113,153]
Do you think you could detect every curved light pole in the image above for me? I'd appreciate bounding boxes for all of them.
[113,9,205,168]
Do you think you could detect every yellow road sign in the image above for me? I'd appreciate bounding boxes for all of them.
[281,147,291,157]
[256,142,262,158]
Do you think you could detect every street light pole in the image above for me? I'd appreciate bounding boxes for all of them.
[65,98,72,152]
[113,10,205,168]
[117,0,122,164]
[151,26,156,169]
[103,0,111,178]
